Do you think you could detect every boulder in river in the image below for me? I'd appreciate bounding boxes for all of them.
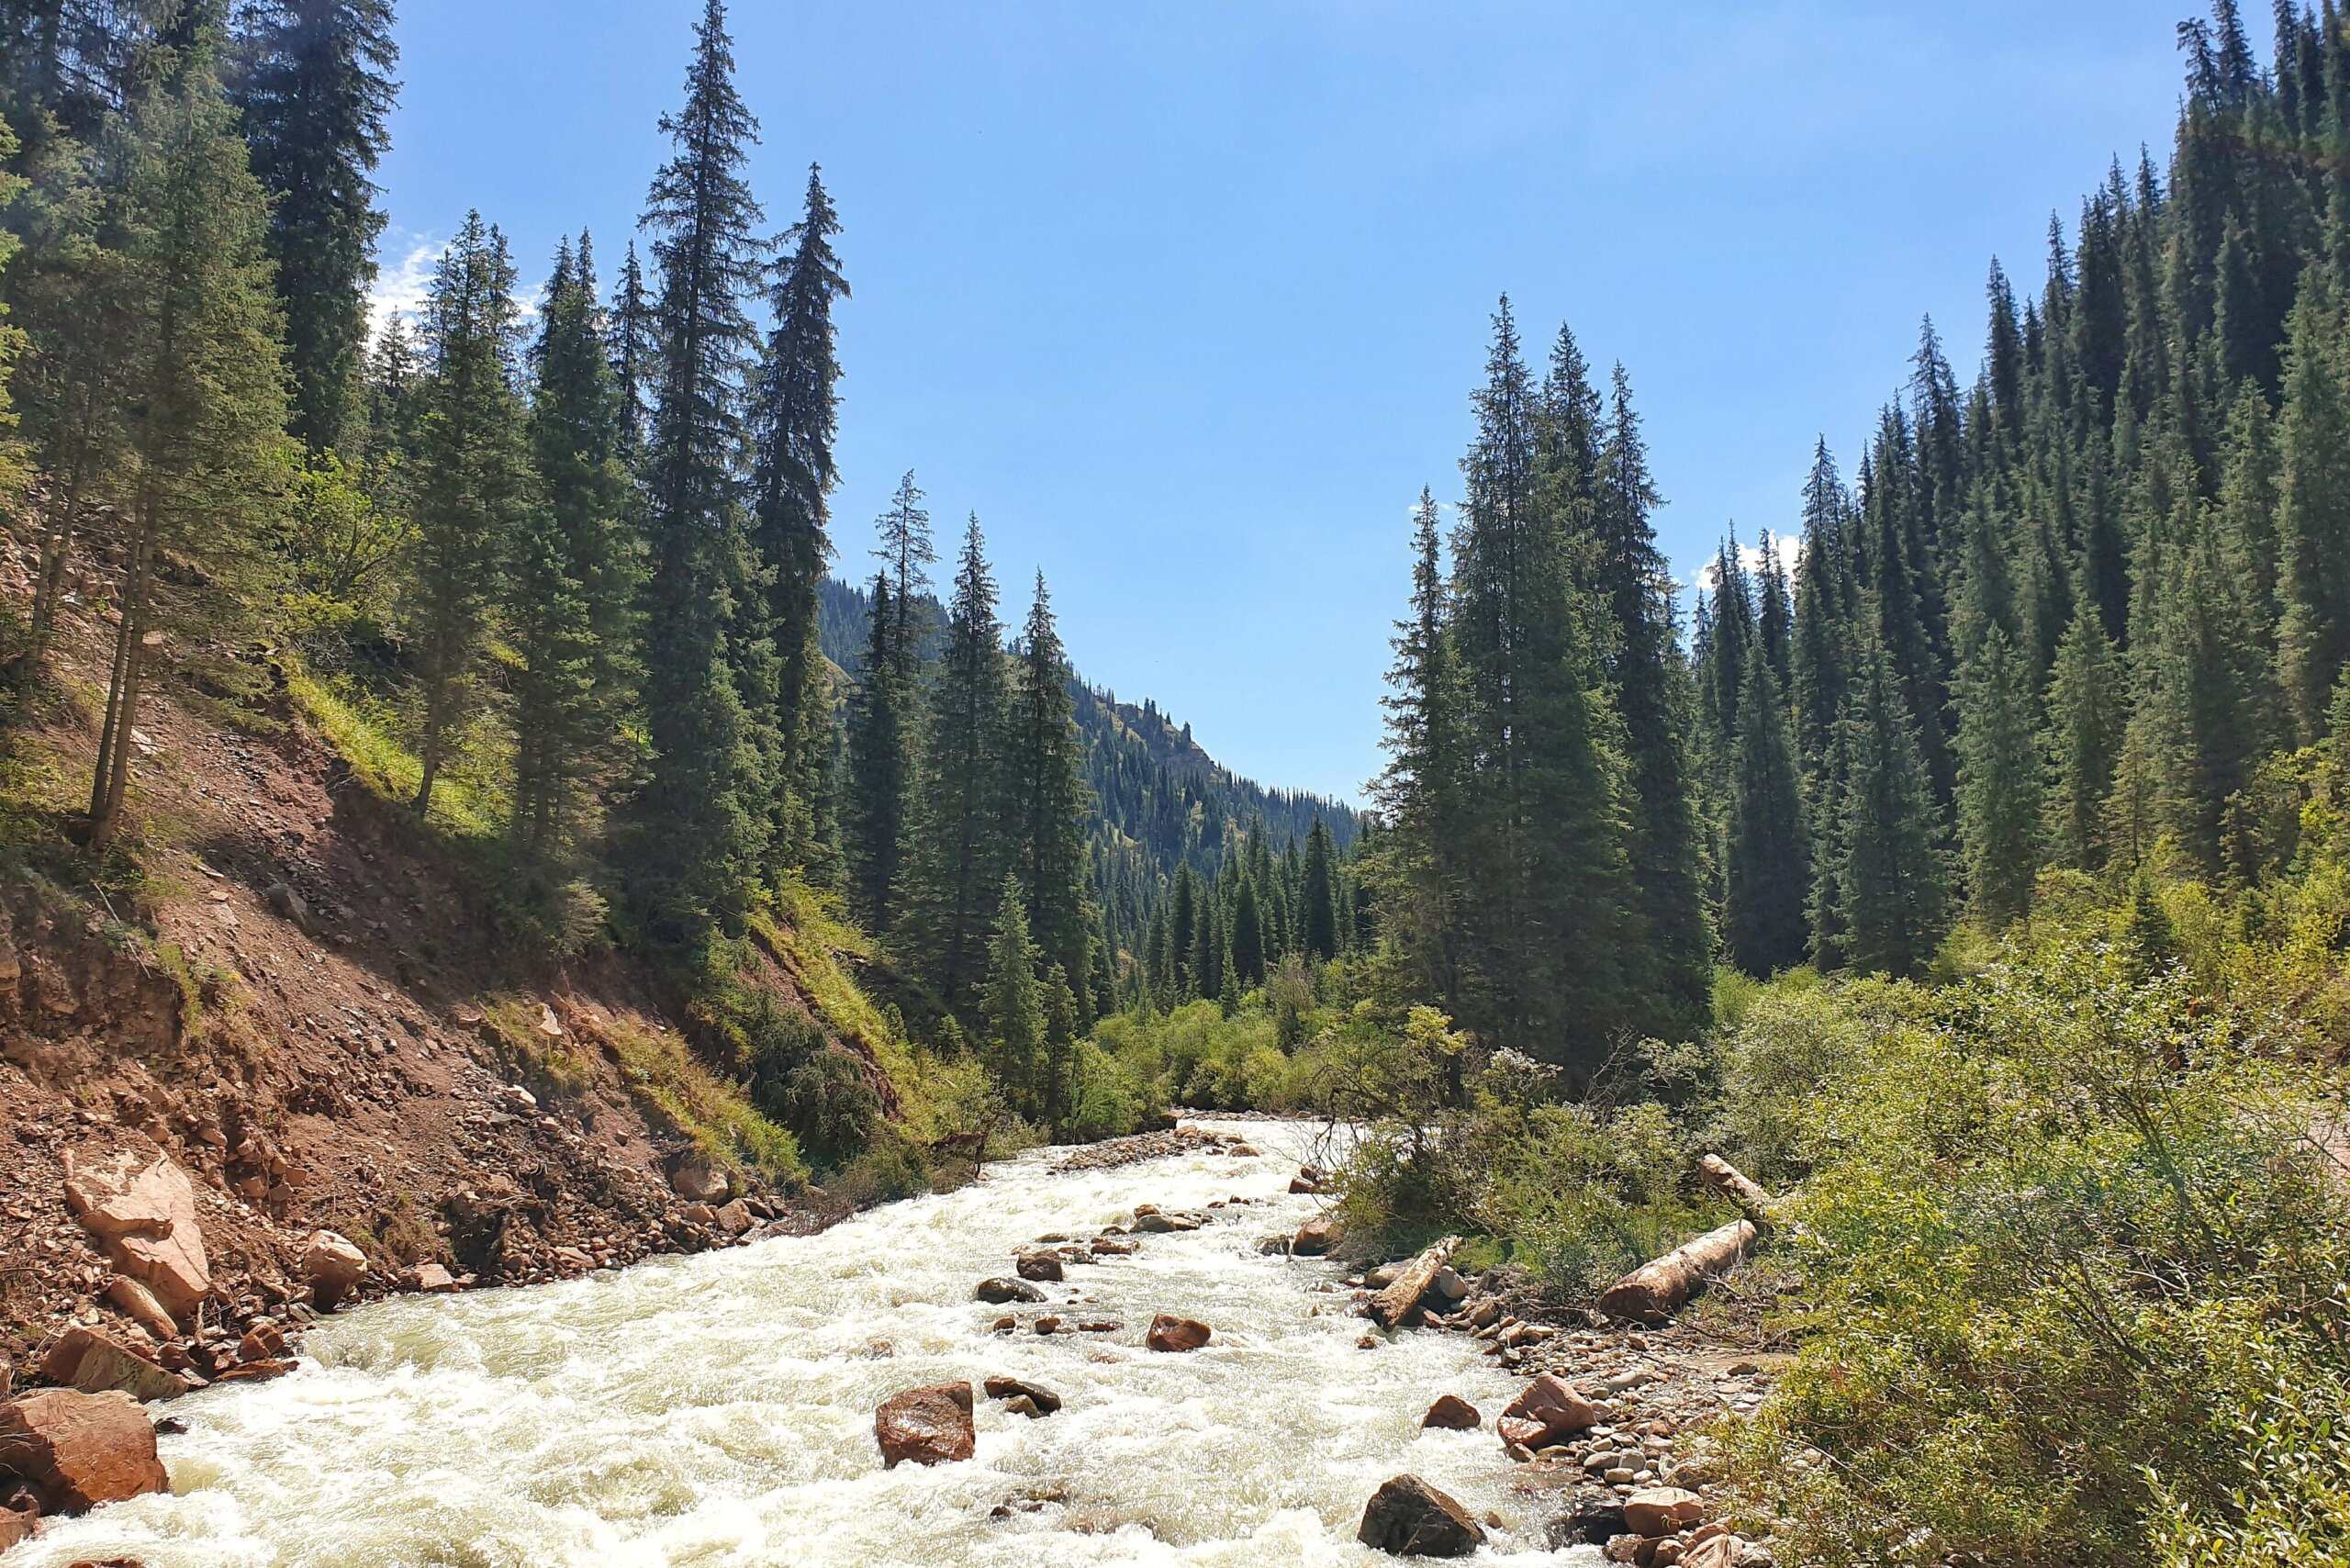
[1292,1215,1341,1255]
[1421,1394,1480,1430]
[1146,1314,1212,1352]
[874,1382,975,1468]
[1357,1473,1486,1556]
[0,1389,170,1514]
[1495,1373,1597,1450]
[299,1230,368,1308]
[982,1376,1061,1415]
[975,1277,1044,1305]
[1013,1250,1064,1282]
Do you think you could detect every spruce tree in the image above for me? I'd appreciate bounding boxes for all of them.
[1594,364,1711,1032]
[1300,815,1338,961]
[2043,594,2126,868]
[1723,647,1808,976]
[1825,639,1952,979]
[1004,571,1092,1002]
[1367,488,1461,1015]
[1229,875,1265,989]
[747,163,847,874]
[2275,281,2350,738]
[620,0,768,937]
[979,875,1043,1119]
[509,234,639,874]
[608,240,656,466]
[845,571,911,929]
[85,27,290,843]
[1954,626,2042,925]
[408,212,530,822]
[229,0,397,454]
[1448,300,1632,1070]
[899,515,1011,1023]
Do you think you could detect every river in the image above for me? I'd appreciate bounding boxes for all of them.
[13,1122,1596,1566]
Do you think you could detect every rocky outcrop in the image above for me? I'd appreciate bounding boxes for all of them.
[0,1388,170,1514]
[1145,1314,1211,1352]
[1421,1394,1480,1430]
[1496,1372,1598,1450]
[874,1383,975,1468]
[61,1150,209,1322]
[1357,1473,1486,1557]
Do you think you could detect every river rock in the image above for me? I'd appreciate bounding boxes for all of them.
[238,1322,285,1362]
[1014,1251,1064,1282]
[1146,1314,1211,1352]
[982,1377,1061,1415]
[61,1150,208,1321]
[1421,1394,1480,1429]
[1292,1215,1341,1256]
[299,1230,368,1307]
[0,1389,170,1514]
[874,1382,975,1468]
[1495,1373,1597,1450]
[1356,1473,1486,1557]
[1548,1495,1628,1546]
[0,1497,31,1554]
[1623,1485,1703,1536]
[1680,1535,1742,1568]
[40,1327,186,1404]
[975,1277,1044,1305]
[402,1262,456,1294]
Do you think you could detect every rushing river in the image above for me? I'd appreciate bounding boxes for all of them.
[15,1122,1595,1566]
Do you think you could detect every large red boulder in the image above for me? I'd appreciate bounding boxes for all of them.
[0,1389,170,1514]
[1495,1372,1597,1450]
[39,1327,187,1404]
[1421,1394,1481,1430]
[62,1151,208,1322]
[1357,1473,1486,1556]
[874,1383,975,1468]
[1146,1314,1211,1352]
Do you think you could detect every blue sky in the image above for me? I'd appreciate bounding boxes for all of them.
[373,0,2193,804]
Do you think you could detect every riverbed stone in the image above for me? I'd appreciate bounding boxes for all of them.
[1292,1215,1341,1255]
[975,1277,1044,1305]
[0,1389,170,1514]
[1357,1473,1486,1556]
[1146,1314,1211,1352]
[1421,1394,1480,1429]
[1623,1484,1703,1536]
[874,1382,975,1468]
[1014,1250,1064,1282]
[1496,1373,1598,1450]
[982,1377,1061,1414]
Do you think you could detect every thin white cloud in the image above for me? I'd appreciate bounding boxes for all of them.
[1690,532,1799,597]
[367,233,442,338]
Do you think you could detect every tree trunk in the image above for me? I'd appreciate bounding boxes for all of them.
[1698,1154,1785,1234]
[1368,1235,1460,1327]
[88,511,155,845]
[1595,1218,1757,1324]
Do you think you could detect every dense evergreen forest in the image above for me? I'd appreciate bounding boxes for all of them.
[818,573,1357,962]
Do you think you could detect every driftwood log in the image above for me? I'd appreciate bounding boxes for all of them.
[1368,1235,1460,1327]
[1697,1155,1784,1234]
[1596,1218,1758,1323]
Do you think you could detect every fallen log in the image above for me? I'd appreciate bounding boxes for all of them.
[1697,1154,1785,1234]
[1595,1218,1758,1323]
[1367,1235,1460,1327]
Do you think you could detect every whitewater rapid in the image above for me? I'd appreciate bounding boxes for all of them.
[13,1121,1595,1566]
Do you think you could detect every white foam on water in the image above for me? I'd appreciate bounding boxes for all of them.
[15,1121,1598,1566]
